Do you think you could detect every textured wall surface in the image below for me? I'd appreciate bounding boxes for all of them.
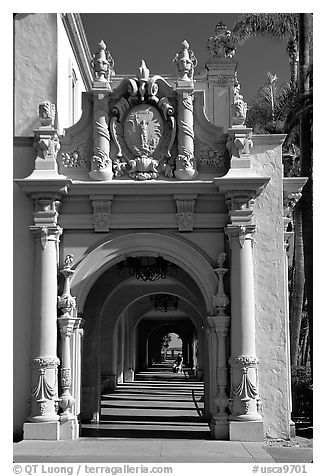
[14,14,58,136]
[252,141,290,438]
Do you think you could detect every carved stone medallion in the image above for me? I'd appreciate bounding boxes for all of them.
[124,105,163,158]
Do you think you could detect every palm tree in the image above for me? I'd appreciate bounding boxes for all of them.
[232,13,299,85]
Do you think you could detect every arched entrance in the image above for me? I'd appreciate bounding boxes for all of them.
[70,232,218,434]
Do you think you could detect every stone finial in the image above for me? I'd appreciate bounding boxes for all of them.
[137,60,150,81]
[206,22,236,61]
[91,40,114,82]
[174,40,197,81]
[39,101,55,127]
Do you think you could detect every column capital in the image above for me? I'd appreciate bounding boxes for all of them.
[225,224,255,247]
[29,225,62,249]
[57,316,80,337]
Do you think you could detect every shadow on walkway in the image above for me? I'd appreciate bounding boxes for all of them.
[82,365,210,439]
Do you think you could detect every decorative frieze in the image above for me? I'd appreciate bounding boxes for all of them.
[174,194,197,231]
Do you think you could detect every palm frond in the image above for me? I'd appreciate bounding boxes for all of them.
[232,13,298,45]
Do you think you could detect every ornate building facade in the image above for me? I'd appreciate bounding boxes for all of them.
[14,14,306,441]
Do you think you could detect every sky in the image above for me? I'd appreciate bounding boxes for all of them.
[81,13,290,103]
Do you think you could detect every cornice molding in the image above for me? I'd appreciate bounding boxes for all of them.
[283,177,308,196]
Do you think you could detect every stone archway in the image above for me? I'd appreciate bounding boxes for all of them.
[71,233,218,427]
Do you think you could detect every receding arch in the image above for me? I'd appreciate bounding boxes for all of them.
[71,232,218,315]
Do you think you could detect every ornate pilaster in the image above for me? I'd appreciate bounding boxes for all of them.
[174,194,197,231]
[90,196,113,232]
[57,256,81,434]
[89,41,114,181]
[174,40,198,180]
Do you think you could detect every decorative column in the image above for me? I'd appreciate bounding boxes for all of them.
[209,252,230,439]
[174,40,198,180]
[26,224,62,430]
[226,223,263,440]
[89,40,114,181]
[57,255,81,439]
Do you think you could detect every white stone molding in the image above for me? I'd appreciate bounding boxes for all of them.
[90,196,113,232]
[174,194,197,232]
[213,252,230,314]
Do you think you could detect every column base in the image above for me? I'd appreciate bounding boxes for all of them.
[210,418,229,440]
[290,419,296,438]
[23,420,80,440]
[24,422,60,440]
[229,421,264,441]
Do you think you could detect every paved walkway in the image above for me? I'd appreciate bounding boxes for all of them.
[13,367,313,464]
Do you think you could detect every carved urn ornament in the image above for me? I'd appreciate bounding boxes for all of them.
[173,40,198,81]
[91,40,114,83]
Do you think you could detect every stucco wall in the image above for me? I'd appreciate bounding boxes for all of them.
[251,140,290,438]
[14,14,58,136]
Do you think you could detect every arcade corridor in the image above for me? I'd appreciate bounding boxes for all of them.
[82,364,210,439]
